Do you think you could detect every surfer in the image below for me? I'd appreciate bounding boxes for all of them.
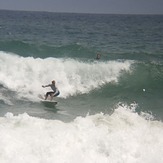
[42,80,60,100]
[95,53,101,60]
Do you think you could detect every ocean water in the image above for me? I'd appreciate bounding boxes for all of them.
[0,10,163,163]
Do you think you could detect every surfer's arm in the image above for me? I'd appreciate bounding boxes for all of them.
[42,84,50,88]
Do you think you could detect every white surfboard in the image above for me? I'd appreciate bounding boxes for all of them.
[38,94,58,105]
[41,101,58,105]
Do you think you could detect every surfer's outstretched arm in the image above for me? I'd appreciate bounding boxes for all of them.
[42,84,50,88]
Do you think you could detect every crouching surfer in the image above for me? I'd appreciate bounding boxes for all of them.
[42,80,60,101]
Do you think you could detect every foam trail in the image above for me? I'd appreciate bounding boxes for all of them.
[0,104,163,163]
[0,51,133,100]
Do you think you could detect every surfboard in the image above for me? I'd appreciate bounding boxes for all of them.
[41,100,57,104]
[41,100,58,108]
[38,94,58,105]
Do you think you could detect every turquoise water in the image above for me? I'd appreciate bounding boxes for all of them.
[0,10,163,163]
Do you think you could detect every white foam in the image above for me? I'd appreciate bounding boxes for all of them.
[0,104,163,163]
[0,87,13,105]
[0,51,133,100]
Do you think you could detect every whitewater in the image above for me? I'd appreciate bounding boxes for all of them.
[0,105,163,163]
[0,51,132,101]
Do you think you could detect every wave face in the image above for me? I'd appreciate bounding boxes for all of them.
[0,51,132,100]
[1,51,163,121]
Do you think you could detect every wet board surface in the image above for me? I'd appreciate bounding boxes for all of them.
[38,94,58,106]
[41,100,58,108]
[41,101,58,104]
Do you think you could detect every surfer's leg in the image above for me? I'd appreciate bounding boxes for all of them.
[53,91,60,97]
[50,93,54,101]
[51,91,59,101]
[45,93,48,100]
[45,92,54,100]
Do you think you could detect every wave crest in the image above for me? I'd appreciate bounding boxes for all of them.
[0,51,132,100]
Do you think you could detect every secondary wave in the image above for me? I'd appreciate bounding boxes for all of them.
[0,40,94,59]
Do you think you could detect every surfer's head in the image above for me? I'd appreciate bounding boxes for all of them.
[52,80,55,84]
